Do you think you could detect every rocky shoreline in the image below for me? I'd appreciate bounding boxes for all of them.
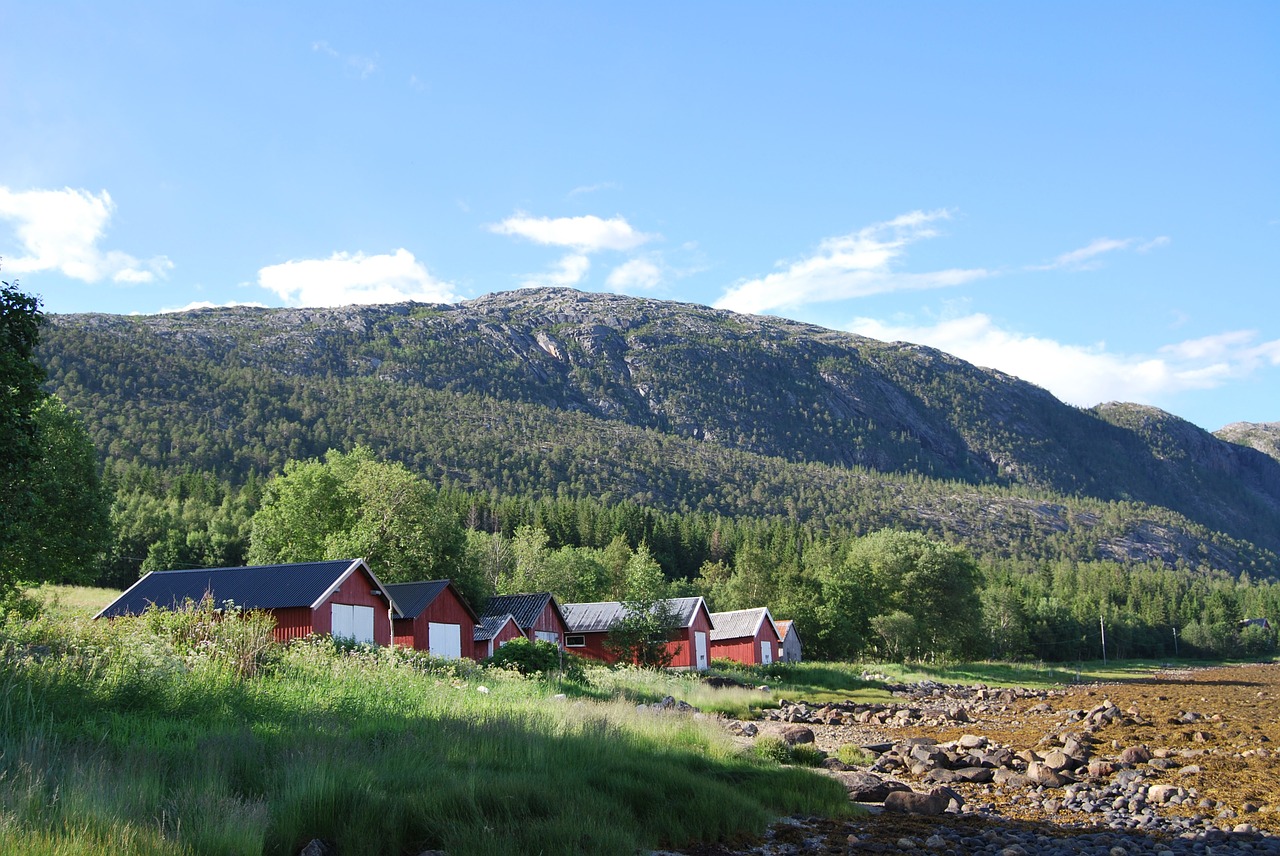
[663,664,1280,855]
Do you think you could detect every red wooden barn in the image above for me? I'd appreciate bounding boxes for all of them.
[95,558,399,645]
[561,597,715,671]
[385,579,480,659]
[480,593,568,647]
[709,607,781,665]
[473,613,523,659]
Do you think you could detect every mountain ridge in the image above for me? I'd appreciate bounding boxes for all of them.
[39,287,1280,577]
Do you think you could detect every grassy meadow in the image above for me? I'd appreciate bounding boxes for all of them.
[0,588,850,856]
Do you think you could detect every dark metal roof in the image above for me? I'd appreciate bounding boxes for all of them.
[481,592,564,631]
[562,597,710,632]
[474,613,518,642]
[95,559,378,618]
[385,579,480,622]
[709,607,778,642]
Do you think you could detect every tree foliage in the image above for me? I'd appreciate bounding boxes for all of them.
[248,447,468,586]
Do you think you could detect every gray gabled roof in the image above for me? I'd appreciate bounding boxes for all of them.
[480,592,565,631]
[474,613,519,642]
[385,579,480,623]
[95,559,398,618]
[562,597,711,633]
[709,607,778,642]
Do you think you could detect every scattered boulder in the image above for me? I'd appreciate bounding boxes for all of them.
[884,786,963,816]
[779,725,815,746]
[835,771,911,802]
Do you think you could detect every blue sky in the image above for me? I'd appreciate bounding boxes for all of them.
[3,2,1277,431]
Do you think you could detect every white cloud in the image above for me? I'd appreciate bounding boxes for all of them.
[605,257,663,292]
[312,40,377,78]
[568,182,620,197]
[0,186,173,283]
[257,249,459,307]
[519,253,591,289]
[848,313,1280,407]
[1033,235,1170,271]
[490,213,653,252]
[158,300,269,314]
[715,210,989,314]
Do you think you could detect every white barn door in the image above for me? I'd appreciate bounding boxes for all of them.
[332,604,375,643]
[760,640,773,665]
[428,622,462,659]
[694,631,708,670]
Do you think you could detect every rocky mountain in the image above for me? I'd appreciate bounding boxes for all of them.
[1216,422,1280,464]
[38,288,1280,576]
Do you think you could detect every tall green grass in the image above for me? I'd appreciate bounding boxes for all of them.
[0,605,849,856]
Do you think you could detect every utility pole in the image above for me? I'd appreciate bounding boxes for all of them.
[1100,615,1107,665]
[1173,626,1179,658]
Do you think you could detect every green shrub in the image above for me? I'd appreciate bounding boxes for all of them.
[753,735,791,764]
[836,744,875,766]
[788,743,826,767]
[484,638,586,682]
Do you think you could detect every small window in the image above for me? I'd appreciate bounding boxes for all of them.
[565,634,586,647]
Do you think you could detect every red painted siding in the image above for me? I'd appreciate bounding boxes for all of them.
[313,567,392,645]
[710,621,781,665]
[666,605,713,669]
[270,607,316,642]
[484,620,524,658]
[525,602,569,645]
[396,585,478,659]
[567,630,617,664]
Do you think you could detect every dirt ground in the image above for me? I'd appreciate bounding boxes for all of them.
[796,663,1280,833]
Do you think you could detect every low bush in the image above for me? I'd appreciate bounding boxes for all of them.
[836,743,875,766]
[483,637,587,682]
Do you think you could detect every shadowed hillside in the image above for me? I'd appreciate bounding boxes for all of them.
[38,288,1280,576]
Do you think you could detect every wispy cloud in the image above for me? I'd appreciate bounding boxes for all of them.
[312,40,377,78]
[490,212,653,252]
[0,186,173,284]
[605,257,663,292]
[519,253,591,289]
[848,312,1280,408]
[568,182,620,197]
[714,210,989,315]
[1032,235,1170,271]
[257,249,459,307]
[158,300,268,314]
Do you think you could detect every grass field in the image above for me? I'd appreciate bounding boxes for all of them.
[1,588,850,856]
[7,586,1260,855]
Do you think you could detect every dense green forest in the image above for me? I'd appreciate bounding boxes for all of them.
[11,287,1279,663]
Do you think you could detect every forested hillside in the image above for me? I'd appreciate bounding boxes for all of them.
[37,288,1280,578]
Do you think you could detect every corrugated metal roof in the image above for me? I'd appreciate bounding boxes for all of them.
[96,559,370,618]
[775,619,799,642]
[481,592,563,630]
[385,580,450,619]
[562,597,709,632]
[561,601,624,633]
[709,607,777,642]
[474,613,518,641]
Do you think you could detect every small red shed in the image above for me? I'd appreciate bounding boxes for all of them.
[709,607,781,665]
[473,613,523,659]
[561,597,715,671]
[385,579,480,660]
[480,593,569,648]
[95,558,399,646]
